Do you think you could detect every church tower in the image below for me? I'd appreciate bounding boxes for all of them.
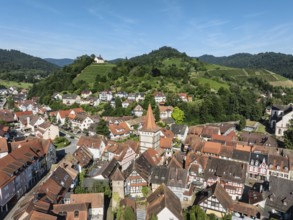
[139,104,161,153]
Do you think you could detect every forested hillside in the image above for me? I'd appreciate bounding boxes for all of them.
[44,58,74,67]
[29,55,94,103]
[29,47,293,125]
[198,52,293,79]
[0,49,59,83]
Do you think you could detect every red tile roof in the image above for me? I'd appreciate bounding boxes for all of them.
[141,104,159,132]
[159,106,173,112]
[212,134,234,143]
[201,126,220,138]
[15,111,33,118]
[77,135,106,149]
[29,210,57,220]
[58,110,71,119]
[70,193,104,208]
[202,141,222,155]
[108,122,130,135]
[188,126,204,135]
[160,128,174,139]
[0,137,8,153]
[160,137,173,149]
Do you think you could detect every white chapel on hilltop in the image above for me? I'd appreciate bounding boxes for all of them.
[94,55,105,63]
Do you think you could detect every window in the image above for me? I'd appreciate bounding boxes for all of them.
[74,211,79,218]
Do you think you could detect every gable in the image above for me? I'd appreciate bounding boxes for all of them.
[157,207,178,220]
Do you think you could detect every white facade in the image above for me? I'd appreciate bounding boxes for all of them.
[118,147,136,171]
[275,111,293,137]
[94,56,105,63]
[157,207,180,220]
[87,144,105,160]
[71,117,94,131]
[122,101,130,108]
[199,196,227,215]
[36,124,59,140]
[99,91,113,102]
[155,95,166,104]
[139,130,160,153]
[133,105,143,117]
[90,207,104,219]
[93,98,101,107]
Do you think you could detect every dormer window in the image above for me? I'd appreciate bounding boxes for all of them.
[250,160,254,165]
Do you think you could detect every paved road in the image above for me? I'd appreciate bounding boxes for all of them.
[56,137,78,154]
[56,128,81,157]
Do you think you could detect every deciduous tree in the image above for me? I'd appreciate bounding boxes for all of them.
[172,107,185,123]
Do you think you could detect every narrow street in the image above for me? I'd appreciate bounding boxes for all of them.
[4,170,53,220]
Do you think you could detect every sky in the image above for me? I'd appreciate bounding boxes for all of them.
[0,0,293,59]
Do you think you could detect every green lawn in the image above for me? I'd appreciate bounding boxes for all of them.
[256,124,266,133]
[162,58,183,66]
[74,63,115,87]
[197,77,229,90]
[53,137,70,149]
[0,80,32,89]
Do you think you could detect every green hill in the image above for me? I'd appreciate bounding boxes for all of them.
[73,48,292,93]
[0,49,59,83]
[73,63,115,87]
[44,58,74,67]
[31,47,293,105]
[198,52,293,79]
[30,47,293,125]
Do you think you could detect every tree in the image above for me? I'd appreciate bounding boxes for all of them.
[284,119,293,149]
[115,97,122,108]
[189,205,207,220]
[124,207,136,220]
[102,103,114,116]
[171,107,185,124]
[154,105,160,122]
[96,119,110,136]
[150,214,158,220]
[238,115,247,131]
[141,186,150,198]
[6,97,14,109]
[142,93,156,110]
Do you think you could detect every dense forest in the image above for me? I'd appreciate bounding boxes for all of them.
[129,46,189,65]
[0,49,59,82]
[198,52,293,79]
[28,55,94,103]
[29,47,293,125]
[44,58,74,67]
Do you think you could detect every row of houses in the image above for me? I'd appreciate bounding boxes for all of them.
[11,155,105,220]
[0,138,56,212]
[52,90,193,107]
[68,105,293,219]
